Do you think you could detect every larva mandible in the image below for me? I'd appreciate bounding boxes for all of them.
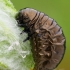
[16,8,66,70]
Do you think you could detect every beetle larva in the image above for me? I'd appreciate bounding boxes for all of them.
[16,8,66,70]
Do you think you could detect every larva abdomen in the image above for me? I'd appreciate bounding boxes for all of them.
[31,11,65,70]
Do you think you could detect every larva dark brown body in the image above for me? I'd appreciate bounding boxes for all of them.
[16,8,66,70]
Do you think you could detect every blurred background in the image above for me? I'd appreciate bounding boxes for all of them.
[11,0,70,70]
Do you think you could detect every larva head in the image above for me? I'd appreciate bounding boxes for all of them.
[16,8,37,27]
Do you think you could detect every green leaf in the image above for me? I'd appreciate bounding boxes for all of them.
[0,0,34,70]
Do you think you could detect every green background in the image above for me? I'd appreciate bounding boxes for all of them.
[11,0,70,70]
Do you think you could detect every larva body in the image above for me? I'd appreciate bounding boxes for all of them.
[16,8,66,70]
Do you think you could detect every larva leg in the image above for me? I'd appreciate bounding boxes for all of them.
[20,30,25,34]
[20,28,30,34]
[23,33,32,42]
[23,36,30,42]
[23,31,35,42]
